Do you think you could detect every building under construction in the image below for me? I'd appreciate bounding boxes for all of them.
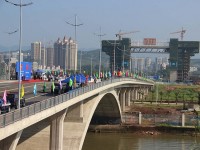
[102,38,200,82]
[102,38,131,73]
[168,39,199,82]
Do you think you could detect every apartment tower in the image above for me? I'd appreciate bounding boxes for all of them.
[54,36,77,71]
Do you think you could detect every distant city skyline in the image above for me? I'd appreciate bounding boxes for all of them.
[1,0,200,59]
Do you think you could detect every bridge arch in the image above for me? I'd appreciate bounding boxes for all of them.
[64,90,121,150]
[90,92,122,125]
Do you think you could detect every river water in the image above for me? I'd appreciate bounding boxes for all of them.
[82,133,200,150]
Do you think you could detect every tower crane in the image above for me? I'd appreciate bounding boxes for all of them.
[170,27,186,41]
[115,30,140,40]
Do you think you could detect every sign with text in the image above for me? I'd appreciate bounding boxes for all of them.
[143,38,156,45]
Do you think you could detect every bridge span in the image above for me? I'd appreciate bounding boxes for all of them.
[0,78,153,150]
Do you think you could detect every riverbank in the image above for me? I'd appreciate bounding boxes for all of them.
[88,103,200,136]
[88,124,200,136]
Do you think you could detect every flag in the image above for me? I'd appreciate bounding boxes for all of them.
[21,84,24,98]
[52,82,55,92]
[105,71,107,78]
[44,81,46,88]
[108,71,111,77]
[59,80,62,90]
[73,76,76,88]
[69,78,73,87]
[43,81,47,92]
[95,72,99,78]
[3,90,7,104]
[33,83,37,96]
[100,72,103,78]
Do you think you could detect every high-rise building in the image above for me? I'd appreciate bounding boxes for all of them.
[155,57,162,72]
[137,58,145,73]
[131,57,137,72]
[41,46,46,68]
[46,47,54,68]
[162,57,169,64]
[145,57,151,68]
[102,38,131,72]
[54,36,77,71]
[31,42,41,64]
[0,54,4,63]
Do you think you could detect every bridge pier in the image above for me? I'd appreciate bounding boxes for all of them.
[50,109,67,150]
[119,89,126,112]
[0,130,22,150]
[125,89,131,106]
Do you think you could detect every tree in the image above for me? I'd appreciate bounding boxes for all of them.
[174,90,180,105]
[159,91,163,103]
[198,92,200,105]
[165,86,175,104]
[150,89,155,104]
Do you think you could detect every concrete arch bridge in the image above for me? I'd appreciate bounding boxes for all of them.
[0,78,153,150]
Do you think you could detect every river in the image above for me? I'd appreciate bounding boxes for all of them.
[82,132,200,150]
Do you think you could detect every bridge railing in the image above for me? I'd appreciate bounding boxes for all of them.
[0,77,152,128]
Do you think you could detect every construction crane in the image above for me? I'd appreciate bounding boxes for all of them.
[115,30,140,40]
[170,27,186,41]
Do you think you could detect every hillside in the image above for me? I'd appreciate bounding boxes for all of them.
[77,49,110,72]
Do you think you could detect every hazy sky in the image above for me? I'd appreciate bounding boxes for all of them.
[1,0,200,53]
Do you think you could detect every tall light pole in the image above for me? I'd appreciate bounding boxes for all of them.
[65,14,83,72]
[94,27,106,78]
[113,40,116,73]
[123,45,125,73]
[5,0,33,109]
[79,50,82,73]
[117,45,129,73]
[90,57,93,77]
[5,29,18,80]
[66,14,83,42]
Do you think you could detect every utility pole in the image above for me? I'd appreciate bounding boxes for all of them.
[5,0,33,109]
[94,27,106,78]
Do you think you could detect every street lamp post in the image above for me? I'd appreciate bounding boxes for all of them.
[5,0,33,109]
[79,50,82,73]
[90,57,92,77]
[113,40,116,74]
[66,14,83,73]
[66,14,83,42]
[123,45,125,73]
[5,29,18,80]
[117,45,130,74]
[94,27,105,78]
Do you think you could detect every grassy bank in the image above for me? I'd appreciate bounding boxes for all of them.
[146,84,200,104]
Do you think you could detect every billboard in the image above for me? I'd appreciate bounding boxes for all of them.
[143,38,156,45]
[16,62,32,80]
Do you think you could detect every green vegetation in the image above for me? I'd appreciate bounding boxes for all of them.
[146,84,200,103]
[158,123,173,127]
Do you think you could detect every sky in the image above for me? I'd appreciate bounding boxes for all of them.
[1,0,200,58]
